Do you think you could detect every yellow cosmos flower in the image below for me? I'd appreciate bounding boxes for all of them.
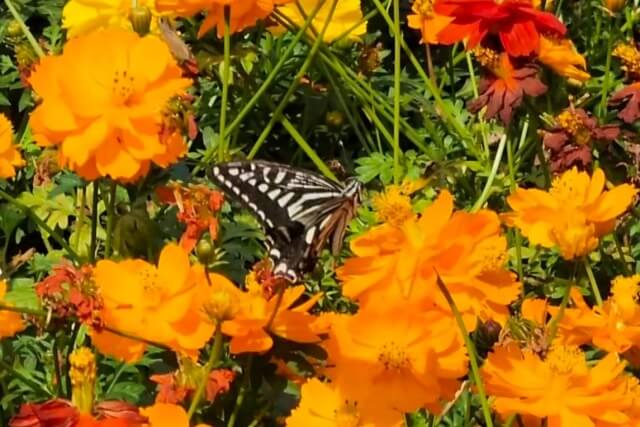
[29,28,191,181]
[0,114,25,179]
[504,168,637,260]
[286,379,405,427]
[276,0,367,43]
[63,0,159,37]
[539,36,590,83]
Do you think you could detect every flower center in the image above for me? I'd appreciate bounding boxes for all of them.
[373,186,414,227]
[112,69,136,104]
[545,344,587,375]
[378,341,411,371]
[613,44,640,80]
[556,109,591,145]
[334,401,361,427]
[549,171,587,205]
[550,216,598,260]
[474,238,507,273]
[204,288,239,322]
[474,47,501,74]
[138,265,163,304]
[413,0,435,17]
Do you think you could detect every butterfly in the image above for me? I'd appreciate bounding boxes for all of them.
[209,160,362,282]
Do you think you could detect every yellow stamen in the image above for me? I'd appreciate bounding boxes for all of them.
[372,185,414,227]
[556,109,591,145]
[204,288,239,322]
[613,43,640,79]
[378,341,412,371]
[335,401,361,427]
[546,344,587,375]
[70,347,96,414]
[473,46,501,72]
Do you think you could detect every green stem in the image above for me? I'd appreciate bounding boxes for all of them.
[0,189,80,263]
[392,0,401,184]
[74,186,86,253]
[472,134,507,212]
[3,0,45,58]
[217,6,231,163]
[89,181,99,264]
[435,274,493,427]
[369,0,473,143]
[583,257,603,306]
[246,0,339,163]
[0,302,44,317]
[546,281,572,342]
[613,233,631,275]
[188,323,224,419]
[598,20,614,118]
[227,355,253,427]
[104,182,117,258]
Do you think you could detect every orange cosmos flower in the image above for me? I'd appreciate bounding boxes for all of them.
[0,279,26,339]
[156,0,293,38]
[29,28,191,181]
[221,275,323,354]
[286,378,405,427]
[338,190,521,329]
[482,343,631,426]
[0,114,25,179]
[324,305,467,414]
[92,243,215,361]
[504,168,637,260]
[140,403,211,427]
[538,36,590,83]
[469,48,547,124]
[407,0,454,44]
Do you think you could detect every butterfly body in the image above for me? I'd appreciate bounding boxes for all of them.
[209,161,361,282]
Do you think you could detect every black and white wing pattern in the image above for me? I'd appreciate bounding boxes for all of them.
[209,160,361,282]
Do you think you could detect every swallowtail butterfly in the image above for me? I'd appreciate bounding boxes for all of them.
[209,160,362,282]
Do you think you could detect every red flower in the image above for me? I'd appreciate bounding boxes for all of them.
[469,49,547,124]
[156,182,224,253]
[10,399,78,427]
[434,0,566,56]
[151,368,235,404]
[610,82,640,124]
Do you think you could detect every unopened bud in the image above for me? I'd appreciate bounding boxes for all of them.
[129,5,152,36]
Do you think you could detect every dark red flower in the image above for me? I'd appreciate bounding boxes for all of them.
[93,401,147,424]
[542,107,620,173]
[434,0,566,56]
[151,368,235,405]
[610,82,640,124]
[10,399,78,427]
[468,50,547,124]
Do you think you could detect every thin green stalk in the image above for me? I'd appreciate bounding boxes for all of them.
[280,116,338,181]
[188,323,224,419]
[89,181,99,263]
[598,19,614,118]
[105,362,128,397]
[472,134,507,212]
[227,356,252,427]
[104,182,117,258]
[0,189,80,263]
[52,336,64,396]
[0,302,44,317]
[466,52,490,158]
[246,0,339,163]
[392,0,401,184]
[74,186,86,253]
[435,274,493,427]
[613,233,631,276]
[546,281,572,341]
[217,7,231,162]
[507,123,526,283]
[369,0,472,143]
[583,257,603,306]
[3,0,45,58]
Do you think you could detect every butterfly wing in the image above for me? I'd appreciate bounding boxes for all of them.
[209,160,358,281]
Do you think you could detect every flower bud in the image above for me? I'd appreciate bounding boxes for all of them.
[129,5,152,36]
[604,0,625,12]
[6,20,22,38]
[325,111,345,129]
